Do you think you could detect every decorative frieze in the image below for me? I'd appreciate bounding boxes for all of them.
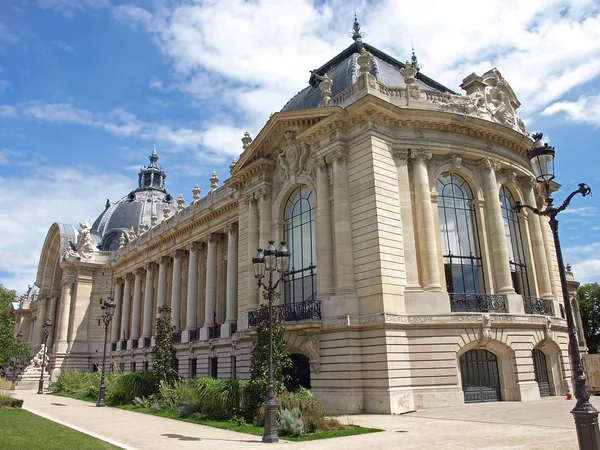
[409,147,432,161]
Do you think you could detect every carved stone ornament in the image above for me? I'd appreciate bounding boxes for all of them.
[277,130,311,182]
[61,275,76,286]
[63,220,95,262]
[544,316,553,341]
[480,313,493,346]
[29,344,49,368]
[325,146,349,165]
[300,331,321,374]
[479,157,501,172]
[409,147,432,161]
[390,148,409,161]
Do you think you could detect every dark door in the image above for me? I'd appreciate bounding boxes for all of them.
[284,353,311,392]
[532,349,551,397]
[460,349,501,403]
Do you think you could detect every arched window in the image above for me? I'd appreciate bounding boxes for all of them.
[283,186,316,304]
[500,186,530,296]
[437,173,485,294]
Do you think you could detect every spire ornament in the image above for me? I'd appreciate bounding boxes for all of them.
[151,212,158,227]
[318,74,333,107]
[163,203,171,219]
[177,194,185,213]
[357,47,371,76]
[192,184,200,202]
[210,171,219,191]
[411,46,421,72]
[242,131,252,150]
[348,13,366,47]
[118,232,125,249]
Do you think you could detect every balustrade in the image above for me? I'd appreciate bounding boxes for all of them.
[248,300,322,328]
[449,293,508,313]
[523,297,554,316]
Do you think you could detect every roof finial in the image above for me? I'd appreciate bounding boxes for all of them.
[411,42,422,72]
[348,12,365,47]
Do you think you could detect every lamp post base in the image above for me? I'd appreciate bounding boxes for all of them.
[262,398,279,443]
[572,408,600,449]
[96,383,106,407]
[37,378,44,395]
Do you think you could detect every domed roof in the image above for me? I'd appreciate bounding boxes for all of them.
[91,148,177,251]
[282,17,454,112]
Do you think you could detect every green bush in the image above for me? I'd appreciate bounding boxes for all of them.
[277,407,304,436]
[277,388,326,433]
[159,379,200,412]
[194,377,242,419]
[106,371,158,406]
[0,394,23,408]
[51,370,100,399]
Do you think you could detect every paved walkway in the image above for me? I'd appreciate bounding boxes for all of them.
[19,390,589,449]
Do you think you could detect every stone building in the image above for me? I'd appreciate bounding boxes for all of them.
[14,22,581,413]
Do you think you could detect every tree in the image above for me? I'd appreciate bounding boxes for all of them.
[151,302,179,386]
[577,283,600,354]
[0,284,32,373]
[244,291,292,420]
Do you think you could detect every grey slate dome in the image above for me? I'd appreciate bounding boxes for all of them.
[282,18,454,112]
[91,148,177,251]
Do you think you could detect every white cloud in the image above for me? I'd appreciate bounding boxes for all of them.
[566,242,600,284]
[0,105,17,117]
[542,94,600,126]
[54,40,76,54]
[561,206,598,217]
[0,159,131,292]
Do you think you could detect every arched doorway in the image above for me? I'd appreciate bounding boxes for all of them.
[532,349,551,397]
[460,349,501,403]
[284,353,311,392]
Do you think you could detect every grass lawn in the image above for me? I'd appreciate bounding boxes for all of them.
[51,392,383,442]
[0,408,121,450]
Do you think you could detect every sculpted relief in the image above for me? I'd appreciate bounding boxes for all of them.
[276,130,312,182]
[64,220,95,262]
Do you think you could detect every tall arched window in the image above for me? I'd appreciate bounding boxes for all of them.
[500,186,530,296]
[283,185,316,304]
[437,173,485,294]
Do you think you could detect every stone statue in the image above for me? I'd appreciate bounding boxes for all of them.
[29,344,49,368]
[64,220,95,261]
[277,130,310,181]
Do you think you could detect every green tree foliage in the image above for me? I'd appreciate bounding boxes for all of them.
[244,291,292,421]
[0,284,32,372]
[577,283,600,354]
[151,302,179,386]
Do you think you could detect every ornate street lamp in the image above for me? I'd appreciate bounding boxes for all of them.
[97,297,116,407]
[252,241,291,443]
[514,132,599,449]
[37,319,52,394]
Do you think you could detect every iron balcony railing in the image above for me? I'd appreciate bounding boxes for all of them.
[523,297,554,316]
[449,293,508,313]
[173,331,182,344]
[248,300,322,328]
[189,329,200,342]
[208,325,220,339]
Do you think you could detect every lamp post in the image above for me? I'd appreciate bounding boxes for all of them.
[514,132,599,449]
[37,319,52,394]
[252,241,291,444]
[16,330,23,339]
[97,297,116,407]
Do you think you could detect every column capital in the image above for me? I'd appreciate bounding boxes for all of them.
[61,275,76,286]
[224,223,238,234]
[145,261,157,271]
[325,146,349,164]
[243,192,257,206]
[315,156,329,172]
[518,175,538,190]
[135,267,144,276]
[171,248,183,259]
[156,256,170,266]
[478,157,501,172]
[205,233,221,245]
[256,186,271,201]
[124,272,134,281]
[409,147,432,161]
[390,147,409,161]
[186,241,202,252]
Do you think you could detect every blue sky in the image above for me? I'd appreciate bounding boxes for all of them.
[1,0,599,294]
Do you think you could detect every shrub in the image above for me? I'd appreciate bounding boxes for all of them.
[321,417,343,431]
[277,407,304,436]
[277,388,326,433]
[159,379,200,413]
[149,401,161,413]
[194,377,242,419]
[52,369,100,399]
[177,403,197,418]
[0,393,23,408]
[106,371,158,406]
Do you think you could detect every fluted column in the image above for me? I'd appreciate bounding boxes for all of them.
[258,187,272,249]
[224,224,238,337]
[246,195,259,309]
[47,295,58,352]
[410,148,441,290]
[315,157,334,296]
[171,250,183,330]
[55,276,75,353]
[156,257,168,311]
[142,263,156,341]
[326,146,355,293]
[522,177,554,299]
[110,279,123,344]
[184,242,200,341]
[201,234,219,340]
[35,299,47,347]
[480,157,514,294]
[120,274,132,344]
[129,268,143,348]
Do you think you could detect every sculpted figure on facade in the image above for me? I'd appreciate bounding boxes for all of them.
[29,344,49,368]
[277,130,311,182]
[64,220,95,261]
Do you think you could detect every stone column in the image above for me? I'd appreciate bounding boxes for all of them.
[480,157,514,294]
[223,224,238,337]
[35,299,47,348]
[410,148,441,290]
[522,177,553,299]
[183,242,200,342]
[326,146,355,294]
[55,276,75,353]
[258,187,272,249]
[129,268,143,349]
[201,234,219,340]
[171,250,183,330]
[142,263,156,343]
[120,274,132,345]
[246,194,259,309]
[47,295,58,352]
[156,257,168,311]
[315,157,334,296]
[110,279,123,344]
